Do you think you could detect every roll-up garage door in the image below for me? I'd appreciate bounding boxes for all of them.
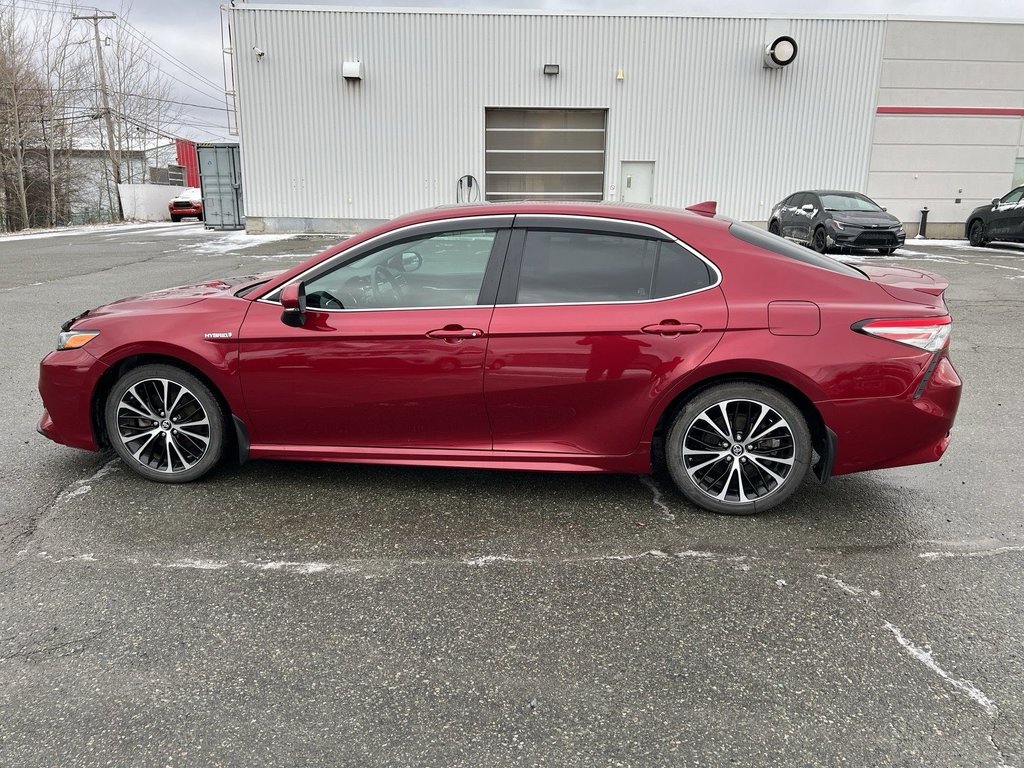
[485,108,606,201]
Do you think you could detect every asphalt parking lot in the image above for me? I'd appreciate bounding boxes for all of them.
[1,222,1022,766]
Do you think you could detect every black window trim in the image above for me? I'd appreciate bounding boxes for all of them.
[256,214,515,310]
[496,214,722,307]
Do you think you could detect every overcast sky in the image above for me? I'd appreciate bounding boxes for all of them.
[104,0,1024,142]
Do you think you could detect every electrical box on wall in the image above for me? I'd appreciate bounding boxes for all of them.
[342,60,363,80]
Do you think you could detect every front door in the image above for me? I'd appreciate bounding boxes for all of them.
[988,186,1024,239]
[238,226,507,449]
[620,161,655,204]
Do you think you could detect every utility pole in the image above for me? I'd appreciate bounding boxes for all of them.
[73,12,123,221]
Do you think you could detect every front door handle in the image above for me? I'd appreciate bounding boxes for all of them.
[641,320,702,337]
[426,325,483,342]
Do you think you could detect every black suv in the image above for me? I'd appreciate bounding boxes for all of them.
[966,186,1024,246]
[768,190,905,254]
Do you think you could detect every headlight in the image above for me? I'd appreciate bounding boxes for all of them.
[895,225,906,234]
[830,219,846,231]
[57,330,99,350]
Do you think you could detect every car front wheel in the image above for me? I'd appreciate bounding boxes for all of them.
[105,364,225,483]
[968,219,988,247]
[812,227,828,253]
[665,383,812,515]
[768,220,781,236]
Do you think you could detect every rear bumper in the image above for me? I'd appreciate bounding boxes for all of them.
[822,354,961,475]
[37,348,108,451]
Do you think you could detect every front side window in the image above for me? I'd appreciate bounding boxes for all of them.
[515,230,713,304]
[303,229,497,310]
[999,187,1024,205]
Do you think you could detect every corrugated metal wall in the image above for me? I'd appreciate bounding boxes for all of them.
[230,8,886,230]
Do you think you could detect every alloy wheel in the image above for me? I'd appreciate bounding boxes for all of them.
[115,378,212,474]
[681,399,796,505]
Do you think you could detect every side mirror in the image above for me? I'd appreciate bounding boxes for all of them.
[801,203,814,212]
[401,251,423,272]
[992,198,1000,206]
[280,281,306,327]
[881,207,887,212]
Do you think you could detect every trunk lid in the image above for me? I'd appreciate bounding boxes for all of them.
[855,264,949,308]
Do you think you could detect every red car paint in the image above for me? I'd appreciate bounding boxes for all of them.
[38,201,961,485]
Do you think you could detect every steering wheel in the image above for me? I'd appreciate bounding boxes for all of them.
[371,265,405,305]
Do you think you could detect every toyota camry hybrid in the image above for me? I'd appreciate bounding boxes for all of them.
[38,201,962,515]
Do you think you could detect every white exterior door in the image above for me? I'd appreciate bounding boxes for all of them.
[619,161,654,204]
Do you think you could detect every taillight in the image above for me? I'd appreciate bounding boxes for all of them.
[854,316,951,352]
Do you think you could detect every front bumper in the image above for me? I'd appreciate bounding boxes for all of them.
[37,347,109,451]
[828,225,906,250]
[169,204,203,217]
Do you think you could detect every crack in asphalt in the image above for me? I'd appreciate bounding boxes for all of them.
[0,630,103,664]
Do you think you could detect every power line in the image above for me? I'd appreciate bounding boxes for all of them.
[115,18,224,93]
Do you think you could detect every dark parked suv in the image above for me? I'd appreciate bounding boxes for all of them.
[769,190,905,255]
[966,186,1024,246]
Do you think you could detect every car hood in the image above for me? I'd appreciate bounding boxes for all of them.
[829,210,901,227]
[66,271,283,327]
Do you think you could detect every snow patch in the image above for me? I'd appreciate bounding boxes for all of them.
[884,622,997,716]
[817,574,878,597]
[463,554,531,567]
[164,559,229,570]
[638,476,674,521]
[920,545,1024,560]
[188,231,296,255]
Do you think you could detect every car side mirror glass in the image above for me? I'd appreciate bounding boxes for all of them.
[400,251,423,272]
[280,281,306,327]
[992,198,1000,206]
[801,204,814,212]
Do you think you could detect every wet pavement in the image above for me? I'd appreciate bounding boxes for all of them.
[0,223,1021,766]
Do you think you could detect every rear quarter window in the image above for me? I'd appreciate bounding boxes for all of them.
[728,221,866,278]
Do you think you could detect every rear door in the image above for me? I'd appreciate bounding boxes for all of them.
[483,216,728,456]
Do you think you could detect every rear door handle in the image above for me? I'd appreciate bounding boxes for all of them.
[641,321,703,337]
[426,325,483,342]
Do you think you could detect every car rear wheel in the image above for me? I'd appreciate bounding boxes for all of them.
[768,220,781,236]
[665,383,812,515]
[812,227,828,253]
[170,214,181,222]
[968,219,987,247]
[105,364,225,483]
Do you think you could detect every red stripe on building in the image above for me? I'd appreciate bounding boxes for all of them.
[877,106,1024,117]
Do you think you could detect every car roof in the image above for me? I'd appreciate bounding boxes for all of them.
[382,200,729,236]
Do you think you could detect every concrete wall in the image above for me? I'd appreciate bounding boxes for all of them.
[866,20,1024,235]
[230,8,885,233]
[118,184,185,222]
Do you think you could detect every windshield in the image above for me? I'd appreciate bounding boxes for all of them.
[820,193,882,213]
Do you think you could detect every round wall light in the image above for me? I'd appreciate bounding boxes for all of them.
[763,36,798,68]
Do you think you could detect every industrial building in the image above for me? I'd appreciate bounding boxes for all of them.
[226,6,1024,237]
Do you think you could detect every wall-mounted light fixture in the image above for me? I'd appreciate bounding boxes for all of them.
[253,46,266,61]
[762,36,798,68]
[615,67,624,81]
[543,64,560,76]
[342,60,363,80]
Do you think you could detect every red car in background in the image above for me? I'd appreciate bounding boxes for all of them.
[168,187,204,222]
[38,201,961,515]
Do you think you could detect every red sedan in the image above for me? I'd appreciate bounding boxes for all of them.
[38,202,961,514]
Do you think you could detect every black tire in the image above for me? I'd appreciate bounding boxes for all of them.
[812,226,828,254]
[170,214,181,222]
[665,383,812,515]
[968,219,987,247]
[768,220,781,236]
[104,363,225,483]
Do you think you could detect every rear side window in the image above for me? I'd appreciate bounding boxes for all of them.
[728,220,866,278]
[515,230,714,304]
